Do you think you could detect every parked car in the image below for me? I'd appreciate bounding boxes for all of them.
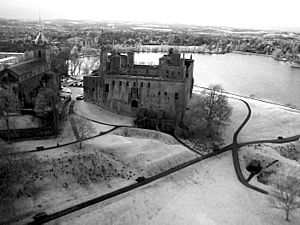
[76,95,84,100]
[61,87,71,93]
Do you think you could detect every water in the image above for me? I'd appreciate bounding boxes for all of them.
[134,52,300,109]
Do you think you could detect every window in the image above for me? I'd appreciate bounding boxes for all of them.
[172,71,174,76]
[140,82,143,87]
[167,70,169,74]
[38,50,41,58]
[158,91,161,96]
[175,92,178,100]
[105,84,109,93]
[112,80,115,86]
[148,83,150,88]
[165,92,167,96]
[126,81,129,86]
[119,81,122,86]
[133,82,136,87]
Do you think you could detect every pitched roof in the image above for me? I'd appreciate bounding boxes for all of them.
[8,59,48,77]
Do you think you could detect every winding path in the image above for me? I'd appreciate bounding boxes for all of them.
[231,100,300,195]
[231,100,268,194]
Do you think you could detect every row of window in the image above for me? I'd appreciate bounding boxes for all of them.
[104,80,179,100]
[111,80,151,88]
[154,92,178,99]
[166,70,180,76]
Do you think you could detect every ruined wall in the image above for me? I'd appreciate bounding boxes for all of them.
[84,51,194,123]
[159,65,185,80]
[84,75,105,105]
[131,65,159,76]
[84,74,188,122]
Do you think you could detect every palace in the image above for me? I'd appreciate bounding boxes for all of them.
[84,48,194,132]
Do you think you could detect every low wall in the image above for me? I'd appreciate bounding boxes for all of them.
[0,127,55,140]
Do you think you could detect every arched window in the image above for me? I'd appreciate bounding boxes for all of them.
[38,50,42,58]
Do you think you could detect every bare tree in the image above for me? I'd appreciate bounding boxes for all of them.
[82,57,99,76]
[51,46,71,83]
[74,116,96,149]
[272,48,283,60]
[34,86,60,132]
[0,87,19,140]
[268,167,300,222]
[69,45,83,77]
[183,85,232,142]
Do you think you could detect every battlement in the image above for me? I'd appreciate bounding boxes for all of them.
[99,48,194,82]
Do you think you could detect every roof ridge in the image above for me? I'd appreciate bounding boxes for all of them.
[8,59,40,68]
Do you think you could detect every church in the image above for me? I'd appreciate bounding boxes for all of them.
[0,27,57,108]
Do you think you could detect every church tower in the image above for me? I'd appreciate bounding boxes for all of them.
[33,17,50,63]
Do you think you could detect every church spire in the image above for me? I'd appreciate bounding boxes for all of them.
[34,15,49,46]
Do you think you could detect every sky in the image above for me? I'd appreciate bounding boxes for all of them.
[0,0,300,31]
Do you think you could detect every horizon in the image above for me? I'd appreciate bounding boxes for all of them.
[0,0,300,33]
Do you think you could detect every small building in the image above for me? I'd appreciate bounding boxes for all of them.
[84,47,194,132]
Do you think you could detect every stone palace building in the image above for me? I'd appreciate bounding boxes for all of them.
[84,47,194,132]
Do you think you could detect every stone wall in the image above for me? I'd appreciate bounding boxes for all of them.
[84,75,191,122]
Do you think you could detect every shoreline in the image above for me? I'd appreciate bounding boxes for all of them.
[192,86,300,113]
[231,50,272,57]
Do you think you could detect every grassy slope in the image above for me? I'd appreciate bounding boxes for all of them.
[57,152,300,225]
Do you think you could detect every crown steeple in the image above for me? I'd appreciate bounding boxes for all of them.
[34,15,49,46]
